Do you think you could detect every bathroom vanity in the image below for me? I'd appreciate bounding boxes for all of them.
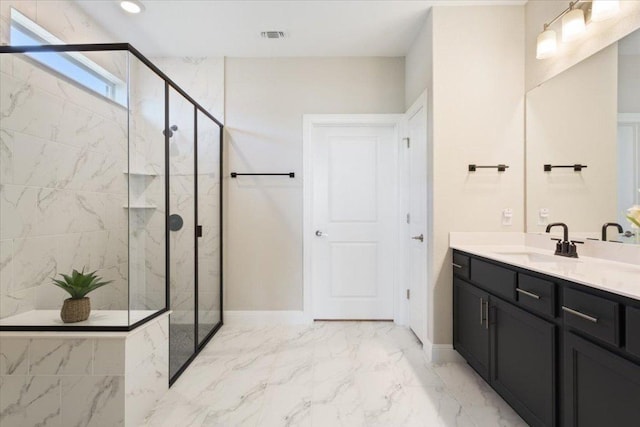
[451,240,640,427]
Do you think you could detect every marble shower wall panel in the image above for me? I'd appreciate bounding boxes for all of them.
[151,57,225,122]
[0,336,126,427]
[0,53,128,318]
[124,316,169,426]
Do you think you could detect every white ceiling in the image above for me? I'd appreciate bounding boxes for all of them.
[75,0,526,58]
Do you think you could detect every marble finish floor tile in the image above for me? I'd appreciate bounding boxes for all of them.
[142,322,526,427]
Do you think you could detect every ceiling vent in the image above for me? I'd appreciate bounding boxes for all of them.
[261,31,286,39]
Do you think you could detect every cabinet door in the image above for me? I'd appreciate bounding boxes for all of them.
[564,332,640,427]
[490,298,556,427]
[453,278,490,380]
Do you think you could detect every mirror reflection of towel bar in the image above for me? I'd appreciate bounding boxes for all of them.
[544,164,587,172]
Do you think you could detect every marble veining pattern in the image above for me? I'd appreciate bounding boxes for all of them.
[144,321,526,427]
[0,315,169,427]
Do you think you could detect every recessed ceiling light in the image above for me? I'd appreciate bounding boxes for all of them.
[120,0,145,14]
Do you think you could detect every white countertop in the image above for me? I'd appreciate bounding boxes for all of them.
[451,243,640,301]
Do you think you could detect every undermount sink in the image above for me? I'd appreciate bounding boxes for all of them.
[492,251,582,264]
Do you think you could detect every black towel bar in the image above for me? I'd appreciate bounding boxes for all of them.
[230,172,295,178]
[468,164,509,172]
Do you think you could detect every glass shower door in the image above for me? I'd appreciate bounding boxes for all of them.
[168,88,196,380]
[196,111,222,344]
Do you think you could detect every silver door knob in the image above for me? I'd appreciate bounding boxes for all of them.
[411,234,424,242]
[315,230,328,237]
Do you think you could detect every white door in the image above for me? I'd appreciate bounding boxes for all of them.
[308,119,399,319]
[406,95,428,344]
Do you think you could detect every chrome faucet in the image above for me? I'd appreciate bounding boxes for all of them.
[545,222,581,258]
[601,222,623,242]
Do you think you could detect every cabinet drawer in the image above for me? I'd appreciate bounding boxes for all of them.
[516,274,556,318]
[470,258,516,301]
[452,252,470,279]
[562,288,620,346]
[627,307,640,359]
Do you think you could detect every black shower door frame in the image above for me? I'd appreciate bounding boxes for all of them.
[0,44,224,386]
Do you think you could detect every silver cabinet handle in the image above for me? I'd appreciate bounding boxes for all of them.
[562,306,598,323]
[485,301,489,330]
[480,298,484,326]
[516,288,541,300]
[315,230,328,237]
[452,263,463,269]
[411,234,424,242]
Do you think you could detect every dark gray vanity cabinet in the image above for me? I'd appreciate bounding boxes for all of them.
[453,249,640,427]
[453,278,490,380]
[491,298,556,427]
[563,332,640,426]
[453,257,555,427]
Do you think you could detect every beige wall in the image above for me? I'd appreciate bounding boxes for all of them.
[526,45,618,233]
[525,0,640,91]
[224,57,405,310]
[405,6,525,345]
[405,11,433,110]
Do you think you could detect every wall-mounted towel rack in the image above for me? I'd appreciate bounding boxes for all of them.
[230,172,295,178]
[468,164,509,172]
[543,164,587,172]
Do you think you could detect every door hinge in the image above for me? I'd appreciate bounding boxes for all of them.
[406,289,410,300]
[406,213,410,224]
[403,137,410,148]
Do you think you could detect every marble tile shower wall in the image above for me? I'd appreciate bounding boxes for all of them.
[0,54,129,318]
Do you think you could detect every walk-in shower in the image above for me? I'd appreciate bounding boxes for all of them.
[0,43,223,385]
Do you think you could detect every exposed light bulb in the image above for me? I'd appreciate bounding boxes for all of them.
[536,28,557,59]
[591,0,620,22]
[120,0,144,14]
[562,8,586,42]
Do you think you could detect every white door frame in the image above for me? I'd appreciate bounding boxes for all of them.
[303,114,405,324]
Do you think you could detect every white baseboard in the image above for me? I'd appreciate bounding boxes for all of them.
[423,340,464,363]
[223,310,310,326]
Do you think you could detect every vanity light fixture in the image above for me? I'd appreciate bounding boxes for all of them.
[120,0,145,14]
[536,0,620,60]
[562,4,586,42]
[536,26,558,59]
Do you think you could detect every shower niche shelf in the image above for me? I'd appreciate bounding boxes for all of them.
[122,205,158,209]
[123,170,158,177]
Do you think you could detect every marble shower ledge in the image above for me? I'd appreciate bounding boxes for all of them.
[0,309,159,331]
[450,242,640,302]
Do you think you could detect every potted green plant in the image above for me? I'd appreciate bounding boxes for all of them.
[51,269,112,323]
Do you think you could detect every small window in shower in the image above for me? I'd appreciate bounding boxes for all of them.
[9,8,126,105]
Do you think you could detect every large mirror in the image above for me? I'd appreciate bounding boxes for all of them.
[526,28,640,244]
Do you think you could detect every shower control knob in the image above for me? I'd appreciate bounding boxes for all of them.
[315,230,328,237]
